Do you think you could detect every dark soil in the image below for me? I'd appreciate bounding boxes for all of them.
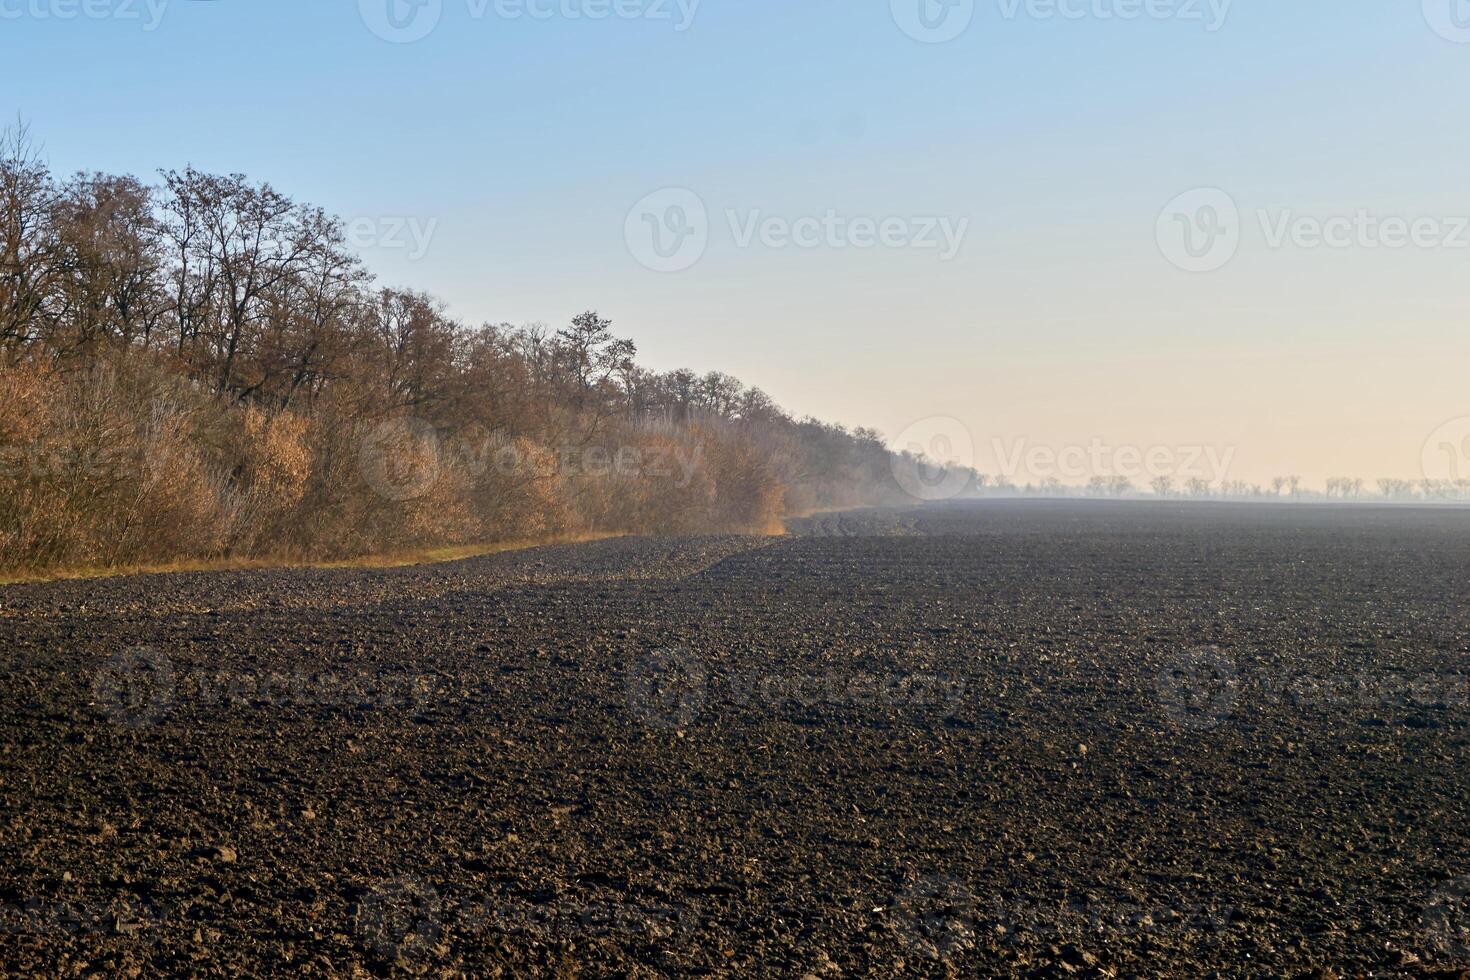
[4,501,1470,978]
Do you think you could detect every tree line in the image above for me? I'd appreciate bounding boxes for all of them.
[0,125,934,574]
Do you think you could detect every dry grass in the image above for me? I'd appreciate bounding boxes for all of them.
[0,532,629,586]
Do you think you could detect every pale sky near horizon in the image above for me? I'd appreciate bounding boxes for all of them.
[5,0,1470,487]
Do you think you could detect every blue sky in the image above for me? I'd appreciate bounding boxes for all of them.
[6,0,1470,483]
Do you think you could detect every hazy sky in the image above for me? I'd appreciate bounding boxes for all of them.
[6,0,1470,486]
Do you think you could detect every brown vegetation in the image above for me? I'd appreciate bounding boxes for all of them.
[0,125,955,577]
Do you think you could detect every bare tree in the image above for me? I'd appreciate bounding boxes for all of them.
[253,205,367,407]
[358,288,460,414]
[158,168,310,393]
[554,310,636,416]
[1377,478,1417,501]
[51,172,167,353]
[0,122,62,349]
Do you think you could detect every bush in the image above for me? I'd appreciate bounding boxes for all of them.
[0,355,227,570]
